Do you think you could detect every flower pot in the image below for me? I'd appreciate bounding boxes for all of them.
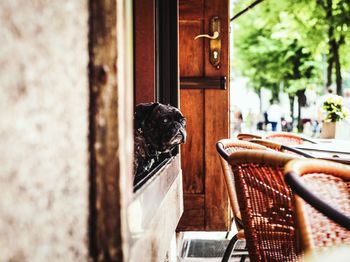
[320,122,336,139]
[320,121,350,139]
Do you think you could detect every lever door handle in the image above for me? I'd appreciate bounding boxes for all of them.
[193,16,221,69]
[194,31,220,40]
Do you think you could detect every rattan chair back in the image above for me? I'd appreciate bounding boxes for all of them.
[237,133,263,141]
[250,138,315,158]
[266,132,316,145]
[285,159,350,253]
[216,139,268,230]
[250,138,285,151]
[228,150,302,262]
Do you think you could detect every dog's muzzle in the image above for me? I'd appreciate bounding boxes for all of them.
[179,128,186,143]
[169,128,186,146]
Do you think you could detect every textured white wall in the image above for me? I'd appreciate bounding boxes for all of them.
[0,1,89,261]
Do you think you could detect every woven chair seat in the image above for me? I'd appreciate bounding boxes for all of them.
[285,159,350,255]
[298,173,350,249]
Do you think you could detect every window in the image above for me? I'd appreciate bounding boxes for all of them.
[133,0,179,190]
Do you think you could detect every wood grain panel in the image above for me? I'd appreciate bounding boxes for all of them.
[204,90,230,230]
[204,0,230,230]
[177,194,205,231]
[180,90,204,194]
[179,13,204,195]
[178,0,231,231]
[179,20,203,76]
[179,0,204,20]
[134,0,155,104]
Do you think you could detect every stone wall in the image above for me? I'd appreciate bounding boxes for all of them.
[0,1,89,261]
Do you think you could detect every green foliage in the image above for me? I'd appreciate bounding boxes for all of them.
[233,0,350,95]
[322,95,348,122]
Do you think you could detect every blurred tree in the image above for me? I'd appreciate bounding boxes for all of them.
[233,0,350,130]
[316,0,350,95]
[233,0,322,130]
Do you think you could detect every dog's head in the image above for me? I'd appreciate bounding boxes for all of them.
[135,102,186,153]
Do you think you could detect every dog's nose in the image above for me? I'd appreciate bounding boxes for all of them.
[179,129,186,143]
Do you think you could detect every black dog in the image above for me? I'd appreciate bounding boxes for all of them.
[134,102,186,178]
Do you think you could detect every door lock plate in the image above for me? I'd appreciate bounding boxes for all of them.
[209,16,221,69]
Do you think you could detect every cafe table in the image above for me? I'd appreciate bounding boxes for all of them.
[292,139,350,164]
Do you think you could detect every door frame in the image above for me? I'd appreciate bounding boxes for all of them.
[88,0,134,260]
[89,0,182,261]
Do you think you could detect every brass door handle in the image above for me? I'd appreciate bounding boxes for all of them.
[194,16,221,69]
[194,31,220,40]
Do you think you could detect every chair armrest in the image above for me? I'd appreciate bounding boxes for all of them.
[285,170,350,230]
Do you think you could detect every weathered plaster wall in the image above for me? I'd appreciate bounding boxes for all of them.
[0,1,89,261]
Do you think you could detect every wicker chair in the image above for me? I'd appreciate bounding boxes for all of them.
[236,133,263,141]
[250,138,315,158]
[228,150,302,262]
[284,159,350,254]
[216,140,269,228]
[237,132,316,145]
[266,132,316,145]
[216,139,268,262]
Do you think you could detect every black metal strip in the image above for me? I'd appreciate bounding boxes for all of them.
[230,0,264,22]
[281,145,315,158]
[221,234,238,262]
[157,0,179,107]
[285,171,350,230]
[180,76,226,90]
[216,142,229,161]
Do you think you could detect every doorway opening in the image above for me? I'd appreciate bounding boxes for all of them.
[230,0,350,138]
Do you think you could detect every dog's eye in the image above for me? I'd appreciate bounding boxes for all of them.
[162,118,169,123]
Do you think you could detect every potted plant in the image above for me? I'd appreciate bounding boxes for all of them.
[320,95,348,139]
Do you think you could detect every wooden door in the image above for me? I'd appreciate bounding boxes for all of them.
[178,0,230,231]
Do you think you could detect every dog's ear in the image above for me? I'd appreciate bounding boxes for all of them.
[134,102,160,129]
